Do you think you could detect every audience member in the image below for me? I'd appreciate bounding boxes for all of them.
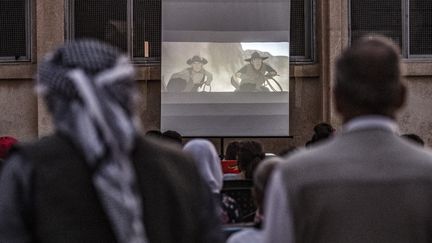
[183,139,240,224]
[162,130,183,145]
[264,36,432,243]
[145,129,162,138]
[227,157,283,243]
[401,133,425,146]
[223,141,242,180]
[237,141,265,180]
[305,122,335,147]
[225,141,240,160]
[0,40,223,243]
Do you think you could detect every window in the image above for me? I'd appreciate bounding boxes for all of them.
[350,0,432,58]
[68,0,314,64]
[409,0,432,56]
[67,0,160,64]
[290,0,315,63]
[0,0,31,61]
[133,0,161,61]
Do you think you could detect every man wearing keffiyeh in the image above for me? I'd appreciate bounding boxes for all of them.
[0,40,223,243]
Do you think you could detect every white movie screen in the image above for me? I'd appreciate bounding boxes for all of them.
[161,0,290,137]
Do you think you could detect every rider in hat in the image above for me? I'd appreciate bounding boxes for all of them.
[167,55,213,92]
[232,51,277,92]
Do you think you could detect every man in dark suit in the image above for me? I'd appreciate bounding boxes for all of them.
[263,36,432,243]
[0,40,223,243]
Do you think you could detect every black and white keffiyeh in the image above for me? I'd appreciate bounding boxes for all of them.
[37,39,148,243]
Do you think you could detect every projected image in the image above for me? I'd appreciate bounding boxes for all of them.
[162,42,289,92]
[166,55,213,92]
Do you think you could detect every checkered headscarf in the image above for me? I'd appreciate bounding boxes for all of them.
[37,39,148,243]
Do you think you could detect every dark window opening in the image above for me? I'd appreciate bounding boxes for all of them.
[74,0,128,52]
[350,0,402,48]
[409,0,432,55]
[0,0,28,60]
[133,0,161,62]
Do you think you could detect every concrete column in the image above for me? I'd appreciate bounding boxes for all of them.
[319,0,349,128]
[36,0,65,136]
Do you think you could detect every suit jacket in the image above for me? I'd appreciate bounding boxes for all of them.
[281,127,432,243]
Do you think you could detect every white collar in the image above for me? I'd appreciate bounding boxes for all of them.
[343,115,399,133]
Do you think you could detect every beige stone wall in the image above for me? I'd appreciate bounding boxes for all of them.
[0,79,37,141]
[398,76,432,145]
[1,0,432,152]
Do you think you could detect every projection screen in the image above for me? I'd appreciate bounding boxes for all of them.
[161,0,290,136]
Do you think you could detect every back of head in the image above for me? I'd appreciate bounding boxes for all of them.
[237,140,265,179]
[225,141,240,160]
[334,36,405,118]
[37,39,138,160]
[162,130,183,145]
[183,139,223,193]
[306,123,335,146]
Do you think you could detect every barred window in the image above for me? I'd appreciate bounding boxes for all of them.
[68,0,160,64]
[290,0,315,62]
[71,0,127,52]
[0,0,30,61]
[68,0,314,63]
[350,0,432,58]
[409,0,432,56]
[133,0,161,62]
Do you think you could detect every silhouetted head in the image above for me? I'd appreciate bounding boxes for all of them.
[225,141,240,160]
[306,123,335,147]
[237,140,265,179]
[162,130,182,145]
[183,139,223,194]
[334,36,406,122]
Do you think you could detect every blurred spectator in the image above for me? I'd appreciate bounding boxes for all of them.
[225,141,240,160]
[227,157,283,243]
[0,40,223,243]
[305,122,335,147]
[184,139,240,224]
[162,130,183,145]
[263,37,432,243]
[237,141,265,180]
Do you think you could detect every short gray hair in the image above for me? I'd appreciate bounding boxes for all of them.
[335,36,403,112]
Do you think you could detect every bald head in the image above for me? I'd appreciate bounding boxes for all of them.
[334,36,405,120]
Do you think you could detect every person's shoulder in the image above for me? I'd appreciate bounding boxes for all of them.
[135,136,196,171]
[11,134,69,158]
[138,136,187,159]
[226,228,263,243]
[397,137,432,167]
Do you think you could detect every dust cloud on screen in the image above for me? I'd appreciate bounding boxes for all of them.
[161,0,290,137]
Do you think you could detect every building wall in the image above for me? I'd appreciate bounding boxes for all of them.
[0,0,431,154]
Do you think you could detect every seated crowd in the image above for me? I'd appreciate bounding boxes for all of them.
[1,36,432,243]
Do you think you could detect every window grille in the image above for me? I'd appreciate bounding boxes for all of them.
[0,0,30,61]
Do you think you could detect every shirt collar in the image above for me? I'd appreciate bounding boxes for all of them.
[343,115,399,133]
